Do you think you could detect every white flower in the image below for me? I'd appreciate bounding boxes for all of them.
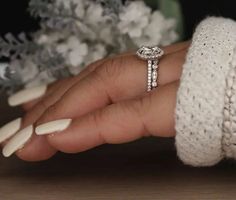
[161,30,178,46]
[20,59,39,83]
[56,43,69,55]
[0,63,9,80]
[67,43,88,67]
[10,58,39,84]
[159,18,178,46]
[9,59,54,88]
[67,36,88,67]
[68,66,83,76]
[133,11,178,46]
[36,34,49,45]
[85,3,109,27]
[85,43,107,64]
[56,36,88,67]
[4,0,179,93]
[76,2,114,43]
[99,26,114,45]
[25,71,55,88]
[68,43,107,76]
[75,21,97,40]
[56,0,86,18]
[36,33,64,45]
[117,1,151,38]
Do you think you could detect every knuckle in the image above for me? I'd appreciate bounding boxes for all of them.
[90,109,107,143]
[127,95,153,137]
[95,58,125,83]
[123,95,152,119]
[91,110,102,128]
[81,70,109,100]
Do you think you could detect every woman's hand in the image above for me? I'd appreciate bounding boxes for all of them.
[1,41,190,161]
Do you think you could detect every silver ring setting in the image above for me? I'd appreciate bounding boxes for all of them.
[136,46,164,92]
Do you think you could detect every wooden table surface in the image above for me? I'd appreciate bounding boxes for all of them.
[1,95,236,200]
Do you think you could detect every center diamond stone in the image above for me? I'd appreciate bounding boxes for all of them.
[136,46,164,60]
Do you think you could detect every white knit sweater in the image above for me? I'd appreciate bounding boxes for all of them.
[175,17,236,167]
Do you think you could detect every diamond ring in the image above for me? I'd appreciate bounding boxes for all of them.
[136,46,164,92]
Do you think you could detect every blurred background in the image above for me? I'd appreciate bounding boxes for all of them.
[1,2,236,199]
[0,0,236,39]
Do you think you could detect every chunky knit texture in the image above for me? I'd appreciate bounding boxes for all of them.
[175,17,236,167]
[221,47,236,159]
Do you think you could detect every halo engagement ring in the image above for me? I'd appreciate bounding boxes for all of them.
[136,46,164,92]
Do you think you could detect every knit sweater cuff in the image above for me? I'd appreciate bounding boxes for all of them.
[175,17,236,167]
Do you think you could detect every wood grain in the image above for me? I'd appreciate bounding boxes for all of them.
[0,95,236,200]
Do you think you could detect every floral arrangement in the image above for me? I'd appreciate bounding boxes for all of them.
[0,0,179,95]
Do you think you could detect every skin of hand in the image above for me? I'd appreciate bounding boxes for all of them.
[3,41,190,161]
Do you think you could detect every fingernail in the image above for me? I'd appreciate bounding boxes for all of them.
[35,119,72,135]
[0,118,22,143]
[8,85,47,107]
[2,125,33,157]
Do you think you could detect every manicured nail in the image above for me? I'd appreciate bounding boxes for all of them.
[35,119,72,135]
[2,125,33,157]
[8,85,47,107]
[0,118,22,143]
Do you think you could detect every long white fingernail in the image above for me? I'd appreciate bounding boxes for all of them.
[0,118,22,143]
[8,85,47,107]
[2,125,33,157]
[35,119,72,135]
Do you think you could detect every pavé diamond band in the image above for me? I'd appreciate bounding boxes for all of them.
[136,46,164,92]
